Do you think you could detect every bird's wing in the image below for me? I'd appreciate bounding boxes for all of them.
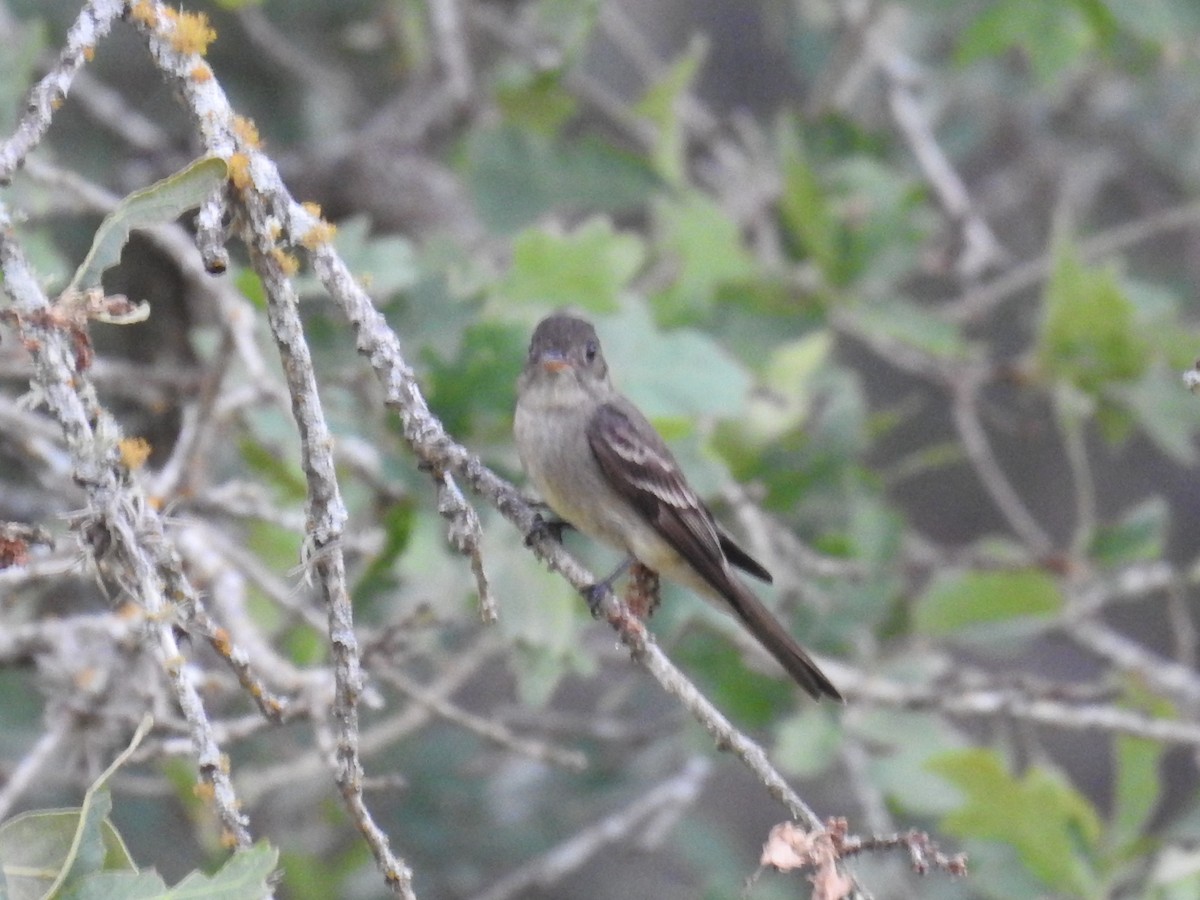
[586,401,738,594]
[588,402,837,700]
[718,530,772,583]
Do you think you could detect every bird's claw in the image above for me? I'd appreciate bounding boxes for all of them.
[582,582,607,618]
[524,511,572,547]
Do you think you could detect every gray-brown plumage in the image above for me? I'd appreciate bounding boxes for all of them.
[514,313,841,701]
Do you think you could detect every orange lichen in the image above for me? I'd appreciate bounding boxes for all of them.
[82,45,95,62]
[165,9,217,56]
[190,63,213,83]
[115,602,141,620]
[210,627,232,656]
[232,115,262,149]
[119,436,152,470]
[129,0,158,27]
[272,247,300,276]
[299,218,337,249]
[300,203,338,247]
[228,152,252,191]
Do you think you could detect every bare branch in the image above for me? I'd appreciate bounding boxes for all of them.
[0,0,125,182]
[474,757,712,900]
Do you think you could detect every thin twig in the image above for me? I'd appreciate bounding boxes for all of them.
[382,668,587,771]
[0,0,125,182]
[846,669,1200,745]
[474,757,712,900]
[949,199,1200,322]
[950,373,1055,556]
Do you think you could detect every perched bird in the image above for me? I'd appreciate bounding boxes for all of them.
[514,313,841,701]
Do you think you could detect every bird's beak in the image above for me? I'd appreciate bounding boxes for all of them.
[537,351,572,374]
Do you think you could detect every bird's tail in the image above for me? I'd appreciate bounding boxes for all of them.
[725,581,842,701]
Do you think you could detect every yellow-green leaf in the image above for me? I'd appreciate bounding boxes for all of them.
[913,569,1063,636]
[68,156,228,293]
[932,748,1101,894]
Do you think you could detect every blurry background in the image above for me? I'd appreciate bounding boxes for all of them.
[3,0,1200,897]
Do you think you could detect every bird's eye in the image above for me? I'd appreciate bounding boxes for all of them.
[584,339,598,363]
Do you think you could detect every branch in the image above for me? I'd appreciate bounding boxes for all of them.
[0,0,125,182]
[0,197,253,847]
[845,670,1200,746]
[474,757,712,900]
[950,371,1055,556]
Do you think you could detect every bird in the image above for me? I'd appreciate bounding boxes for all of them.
[514,312,841,701]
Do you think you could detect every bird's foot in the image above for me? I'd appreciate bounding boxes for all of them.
[582,582,608,618]
[581,556,637,618]
[524,509,572,547]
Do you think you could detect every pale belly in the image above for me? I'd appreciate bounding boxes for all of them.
[515,395,726,606]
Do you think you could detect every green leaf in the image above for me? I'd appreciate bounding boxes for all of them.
[1109,363,1199,465]
[352,500,416,607]
[776,121,840,280]
[319,216,419,300]
[913,569,1063,636]
[0,800,118,900]
[847,490,903,570]
[238,436,308,502]
[826,157,929,289]
[59,870,170,899]
[932,748,1102,894]
[673,628,792,727]
[774,707,841,778]
[598,303,752,420]
[61,842,278,899]
[1122,278,1200,372]
[1111,684,1172,854]
[1112,733,1163,854]
[855,711,969,817]
[651,191,756,322]
[498,217,645,312]
[529,0,601,60]
[1073,0,1122,45]
[424,320,527,436]
[1089,497,1168,567]
[400,505,591,705]
[1038,240,1148,393]
[742,332,833,444]
[1104,0,1200,42]
[68,157,228,293]
[0,718,152,898]
[845,298,968,359]
[461,126,658,233]
[234,268,267,309]
[956,0,1094,83]
[633,35,707,185]
[495,68,578,135]
[168,842,279,899]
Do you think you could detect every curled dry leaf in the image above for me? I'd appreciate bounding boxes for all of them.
[761,821,821,871]
[760,821,852,900]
